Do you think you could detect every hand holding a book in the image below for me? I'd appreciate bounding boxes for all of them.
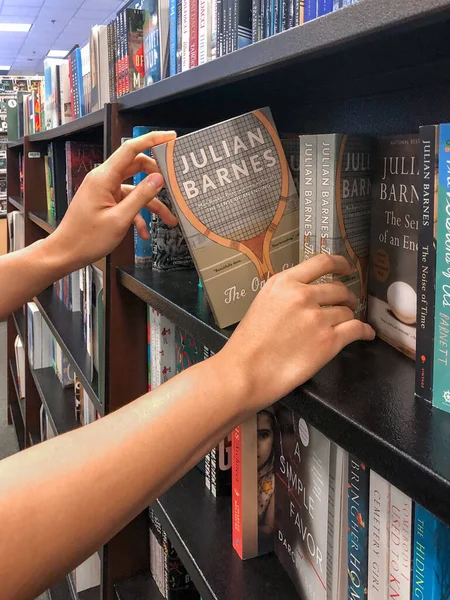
[220,255,375,409]
[50,130,178,270]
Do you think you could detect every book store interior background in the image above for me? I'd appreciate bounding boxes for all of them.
[3,0,450,599]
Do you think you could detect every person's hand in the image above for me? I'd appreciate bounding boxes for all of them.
[218,254,375,411]
[48,131,178,271]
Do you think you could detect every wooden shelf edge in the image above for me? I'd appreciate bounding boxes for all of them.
[12,309,25,344]
[28,108,105,143]
[29,211,59,234]
[115,572,163,600]
[8,196,23,211]
[8,402,25,451]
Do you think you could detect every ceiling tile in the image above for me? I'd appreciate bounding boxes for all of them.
[0,7,41,17]
[3,0,44,6]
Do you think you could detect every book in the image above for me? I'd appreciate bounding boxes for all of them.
[432,124,450,412]
[14,335,26,399]
[189,0,199,68]
[413,504,450,600]
[299,135,317,262]
[181,0,190,71]
[132,126,154,267]
[317,134,374,321]
[368,135,420,359]
[304,0,316,20]
[274,405,331,597]
[198,0,212,64]
[415,125,439,403]
[144,0,170,84]
[368,471,390,600]
[27,302,52,370]
[281,136,300,192]
[327,443,348,600]
[348,456,369,600]
[147,305,152,391]
[231,0,252,51]
[388,484,412,600]
[152,107,299,329]
[65,142,103,204]
[125,9,146,93]
[150,307,176,388]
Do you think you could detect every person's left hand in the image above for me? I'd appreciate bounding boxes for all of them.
[48,130,178,271]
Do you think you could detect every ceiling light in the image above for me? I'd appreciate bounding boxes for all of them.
[47,50,69,58]
[0,23,32,32]
[0,66,11,70]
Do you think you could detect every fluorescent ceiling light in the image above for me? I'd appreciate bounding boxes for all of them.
[0,23,32,32]
[47,50,69,58]
[0,66,11,70]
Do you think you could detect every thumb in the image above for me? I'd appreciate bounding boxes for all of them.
[116,172,164,222]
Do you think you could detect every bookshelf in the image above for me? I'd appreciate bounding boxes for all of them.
[6,1,450,597]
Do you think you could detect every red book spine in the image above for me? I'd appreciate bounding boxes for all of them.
[189,0,199,68]
[232,425,243,558]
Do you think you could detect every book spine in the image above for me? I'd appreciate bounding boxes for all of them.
[272,0,279,34]
[317,0,332,15]
[299,135,317,262]
[304,0,316,20]
[231,425,243,558]
[198,0,207,64]
[204,451,211,490]
[288,0,295,28]
[388,485,412,600]
[252,0,259,42]
[176,0,183,72]
[263,0,270,37]
[348,456,369,600]
[231,0,237,50]
[433,124,450,412]
[227,0,233,53]
[368,471,390,600]
[182,0,190,71]
[216,0,223,56]
[170,0,178,75]
[317,134,337,273]
[189,0,199,67]
[211,0,217,59]
[237,0,252,49]
[68,55,75,120]
[115,14,121,98]
[281,0,289,30]
[415,125,437,403]
[210,445,218,496]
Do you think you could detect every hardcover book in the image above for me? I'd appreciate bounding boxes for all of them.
[150,307,176,388]
[274,405,331,598]
[125,9,146,93]
[317,134,374,321]
[65,142,103,204]
[144,0,170,84]
[281,136,300,192]
[132,126,153,267]
[152,107,299,329]
[299,134,317,262]
[368,471,390,600]
[348,456,369,600]
[368,135,420,359]
[388,484,412,600]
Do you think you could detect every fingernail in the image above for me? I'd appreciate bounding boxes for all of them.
[148,173,164,189]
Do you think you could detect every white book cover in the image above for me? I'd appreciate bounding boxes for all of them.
[74,553,101,592]
[41,318,53,369]
[70,270,81,312]
[368,471,390,600]
[198,0,212,65]
[27,302,42,369]
[211,0,217,60]
[389,484,412,600]
[14,335,26,398]
[59,60,72,125]
[85,265,94,381]
[97,25,110,107]
[83,391,97,425]
[150,308,176,388]
[181,0,190,72]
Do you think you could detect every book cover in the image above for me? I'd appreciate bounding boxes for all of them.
[176,0,183,72]
[299,134,317,262]
[147,304,151,391]
[169,0,178,75]
[80,43,91,115]
[152,107,299,329]
[132,126,153,267]
[65,142,103,203]
[126,9,146,93]
[50,141,69,221]
[304,0,316,21]
[89,27,100,111]
[232,0,252,51]
[348,456,369,600]
[368,135,420,359]
[144,0,170,84]
[281,136,300,192]
[211,0,217,58]
[189,0,199,67]
[388,484,412,600]
[232,407,278,559]
[150,308,176,388]
[368,471,390,600]
[181,0,190,71]
[198,0,212,64]
[415,125,439,403]
[413,504,450,600]
[274,405,331,598]
[317,134,374,321]
[107,20,117,102]
[317,0,332,15]
[432,124,450,412]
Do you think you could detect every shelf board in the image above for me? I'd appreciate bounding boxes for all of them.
[8,195,23,211]
[29,431,41,446]
[78,585,101,600]
[29,109,105,143]
[152,468,298,600]
[29,366,80,436]
[49,577,73,600]
[34,288,102,414]
[117,267,233,353]
[119,266,450,526]
[8,357,22,404]
[115,573,163,600]
[7,138,24,148]
[9,402,25,451]
[118,0,450,113]
[29,210,60,234]
[13,308,25,344]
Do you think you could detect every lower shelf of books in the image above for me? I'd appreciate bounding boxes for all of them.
[115,572,163,600]
[9,401,25,451]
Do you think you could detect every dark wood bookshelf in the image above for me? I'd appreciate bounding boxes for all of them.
[29,431,41,446]
[13,308,25,344]
[7,138,24,148]
[34,288,102,414]
[48,577,72,600]
[29,366,80,436]
[115,573,163,600]
[79,586,101,600]
[151,468,299,600]
[29,108,105,143]
[8,196,23,211]
[9,401,25,451]
[29,210,59,234]
[8,358,21,403]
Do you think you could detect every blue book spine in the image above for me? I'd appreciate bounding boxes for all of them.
[317,0,332,15]
[133,126,156,267]
[304,0,316,20]
[413,504,450,599]
[74,49,85,117]
[169,0,177,76]
[348,456,369,600]
[433,124,450,412]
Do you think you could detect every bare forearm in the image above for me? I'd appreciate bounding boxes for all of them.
[0,355,250,600]
[0,235,70,319]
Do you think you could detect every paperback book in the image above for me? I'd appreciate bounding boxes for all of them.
[348,456,369,600]
[65,142,103,204]
[388,484,412,600]
[152,107,299,329]
[367,471,390,600]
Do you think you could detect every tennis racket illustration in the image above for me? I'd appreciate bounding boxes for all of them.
[336,135,372,316]
[164,109,290,281]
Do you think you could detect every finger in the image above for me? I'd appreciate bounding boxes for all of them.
[313,282,357,311]
[333,320,376,351]
[289,255,355,284]
[122,154,160,180]
[114,172,164,223]
[121,184,135,198]
[322,306,355,327]
[145,198,178,227]
[104,131,176,179]
[133,213,150,240]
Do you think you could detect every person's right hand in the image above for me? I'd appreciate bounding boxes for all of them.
[218,254,375,411]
